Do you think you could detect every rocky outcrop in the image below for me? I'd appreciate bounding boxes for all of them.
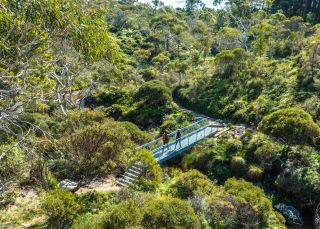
[275,203,303,226]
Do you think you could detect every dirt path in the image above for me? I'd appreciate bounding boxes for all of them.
[76,175,120,194]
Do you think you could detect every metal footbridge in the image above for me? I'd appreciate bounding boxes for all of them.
[117,118,229,187]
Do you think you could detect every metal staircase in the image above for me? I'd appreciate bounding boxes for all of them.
[116,161,144,187]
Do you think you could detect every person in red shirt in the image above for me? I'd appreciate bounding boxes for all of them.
[162,131,169,150]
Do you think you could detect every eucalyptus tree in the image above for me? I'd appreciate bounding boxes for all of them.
[0,0,121,190]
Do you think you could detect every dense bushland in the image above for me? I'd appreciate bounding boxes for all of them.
[1,0,320,228]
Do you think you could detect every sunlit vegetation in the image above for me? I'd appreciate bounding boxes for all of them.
[1,0,320,228]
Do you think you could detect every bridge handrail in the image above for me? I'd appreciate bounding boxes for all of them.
[152,124,216,159]
[135,118,208,152]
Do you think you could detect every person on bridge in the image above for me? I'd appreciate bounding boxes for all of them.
[175,130,181,149]
[162,131,169,150]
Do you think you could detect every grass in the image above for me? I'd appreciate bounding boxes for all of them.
[0,194,47,228]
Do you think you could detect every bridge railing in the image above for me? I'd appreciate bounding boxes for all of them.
[152,123,217,160]
[135,118,210,152]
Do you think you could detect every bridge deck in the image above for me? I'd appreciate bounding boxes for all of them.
[152,125,219,163]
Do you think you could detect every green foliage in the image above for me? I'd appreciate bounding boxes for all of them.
[41,189,81,227]
[275,146,320,208]
[52,119,135,179]
[215,48,251,77]
[139,67,158,81]
[0,191,16,206]
[94,88,132,108]
[2,1,320,228]
[72,213,104,229]
[103,200,143,229]
[247,133,284,167]
[167,169,214,198]
[201,177,286,228]
[0,144,28,183]
[127,80,173,127]
[134,49,152,62]
[182,138,246,182]
[137,149,163,184]
[151,52,170,70]
[224,178,279,227]
[135,80,172,106]
[246,165,264,181]
[230,156,246,170]
[258,107,320,145]
[202,191,239,228]
[141,196,201,229]
[77,191,118,214]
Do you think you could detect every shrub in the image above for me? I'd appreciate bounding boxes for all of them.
[247,78,265,99]
[41,189,81,227]
[133,49,151,62]
[141,196,201,229]
[203,185,286,229]
[65,109,107,132]
[136,149,163,184]
[246,165,263,181]
[53,120,134,179]
[160,119,178,133]
[77,191,117,213]
[224,178,277,226]
[226,138,243,153]
[203,191,238,228]
[250,136,284,161]
[182,139,234,182]
[275,146,320,208]
[105,104,126,120]
[139,67,158,81]
[135,80,172,106]
[103,200,142,229]
[95,89,132,107]
[0,191,16,206]
[72,213,104,229]
[230,156,246,169]
[168,169,214,198]
[120,121,151,144]
[0,144,28,183]
[127,80,173,127]
[258,107,320,145]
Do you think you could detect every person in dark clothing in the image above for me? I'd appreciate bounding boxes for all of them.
[175,130,182,149]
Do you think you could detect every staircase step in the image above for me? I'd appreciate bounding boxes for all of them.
[128,168,141,175]
[132,165,143,171]
[118,177,134,186]
[122,175,136,182]
[116,180,128,187]
[125,172,139,178]
[135,161,144,166]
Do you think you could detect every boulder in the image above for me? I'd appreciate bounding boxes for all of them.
[275,203,303,226]
[59,179,80,192]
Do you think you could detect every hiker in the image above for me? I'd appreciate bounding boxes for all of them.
[162,131,169,150]
[175,130,182,149]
